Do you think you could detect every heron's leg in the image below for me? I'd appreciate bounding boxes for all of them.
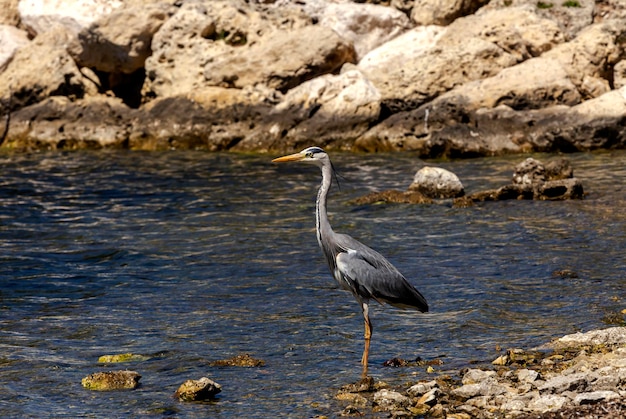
[361,302,372,377]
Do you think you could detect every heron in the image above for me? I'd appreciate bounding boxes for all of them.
[272,146,429,377]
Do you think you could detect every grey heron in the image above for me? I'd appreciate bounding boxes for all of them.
[272,146,429,377]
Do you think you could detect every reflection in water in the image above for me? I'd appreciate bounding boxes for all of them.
[0,150,625,417]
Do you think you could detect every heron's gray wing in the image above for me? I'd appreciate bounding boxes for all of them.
[335,243,428,312]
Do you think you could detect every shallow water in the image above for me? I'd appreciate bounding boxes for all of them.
[0,149,625,418]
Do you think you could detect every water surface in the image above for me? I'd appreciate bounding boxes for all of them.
[1,150,625,417]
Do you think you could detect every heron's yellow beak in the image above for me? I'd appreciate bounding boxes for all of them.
[272,152,305,163]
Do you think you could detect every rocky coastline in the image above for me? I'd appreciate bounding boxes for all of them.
[334,327,626,418]
[0,0,625,156]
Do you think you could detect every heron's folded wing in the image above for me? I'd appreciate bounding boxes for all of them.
[336,248,428,312]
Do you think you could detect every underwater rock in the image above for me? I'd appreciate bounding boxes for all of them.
[209,353,265,367]
[81,370,141,391]
[97,353,151,363]
[350,189,432,205]
[174,377,222,402]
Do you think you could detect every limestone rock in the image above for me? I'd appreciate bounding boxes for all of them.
[268,68,380,150]
[0,0,20,26]
[543,21,624,99]
[444,6,565,61]
[538,372,590,394]
[69,1,174,74]
[204,24,356,92]
[0,29,96,111]
[482,0,595,39]
[174,377,222,401]
[143,0,311,99]
[410,0,489,26]
[528,394,570,413]
[372,389,410,410]
[302,0,410,60]
[615,60,626,89]
[5,96,136,150]
[551,327,626,348]
[462,369,496,385]
[512,158,547,190]
[359,27,517,113]
[18,0,124,36]
[0,25,29,70]
[81,370,141,391]
[407,380,438,397]
[574,390,621,405]
[409,167,465,199]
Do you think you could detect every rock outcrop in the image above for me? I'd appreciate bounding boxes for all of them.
[0,0,625,156]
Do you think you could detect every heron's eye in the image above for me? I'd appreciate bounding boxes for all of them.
[306,152,313,158]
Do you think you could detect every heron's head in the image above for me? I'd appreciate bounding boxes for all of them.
[272,146,329,166]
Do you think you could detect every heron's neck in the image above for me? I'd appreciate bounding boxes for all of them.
[316,163,334,245]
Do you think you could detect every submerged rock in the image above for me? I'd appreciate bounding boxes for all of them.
[209,353,265,367]
[97,353,151,363]
[81,370,141,391]
[174,377,222,402]
[350,190,432,205]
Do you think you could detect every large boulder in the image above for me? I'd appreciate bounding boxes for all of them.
[142,0,311,100]
[0,27,97,111]
[203,24,356,92]
[261,68,381,151]
[68,1,174,74]
[443,6,565,61]
[358,26,517,113]
[542,20,623,99]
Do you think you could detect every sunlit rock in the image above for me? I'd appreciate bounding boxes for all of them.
[372,388,410,411]
[81,370,141,391]
[174,377,222,401]
[301,0,410,60]
[409,166,465,199]
[0,25,29,70]
[97,353,151,363]
[18,0,123,36]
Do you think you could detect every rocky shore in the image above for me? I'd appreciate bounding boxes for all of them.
[1,0,625,156]
[336,327,626,418]
[81,328,626,417]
